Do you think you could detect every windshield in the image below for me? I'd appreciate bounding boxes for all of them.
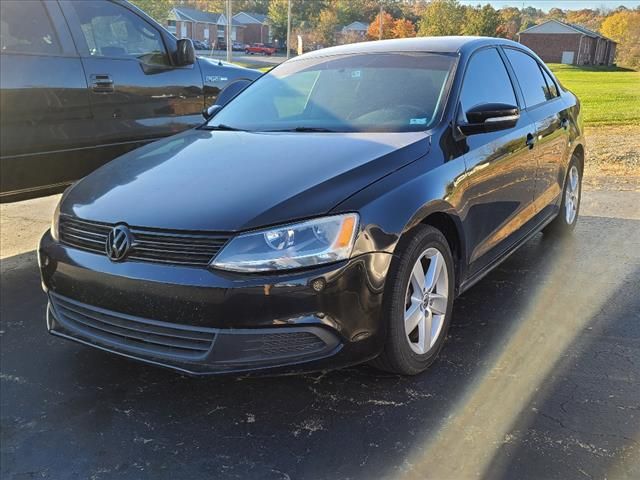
[207,52,456,133]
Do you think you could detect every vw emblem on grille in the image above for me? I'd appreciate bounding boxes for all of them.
[106,225,132,261]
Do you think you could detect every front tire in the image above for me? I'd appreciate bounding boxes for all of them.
[372,225,455,375]
[544,157,582,236]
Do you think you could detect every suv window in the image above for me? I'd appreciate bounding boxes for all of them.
[505,49,549,108]
[70,1,169,66]
[540,67,559,100]
[0,1,60,55]
[459,48,517,121]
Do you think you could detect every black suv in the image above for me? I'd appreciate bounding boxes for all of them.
[0,0,260,202]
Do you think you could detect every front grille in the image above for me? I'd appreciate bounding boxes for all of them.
[50,293,216,360]
[59,216,230,266]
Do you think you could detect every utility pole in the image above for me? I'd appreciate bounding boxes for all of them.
[378,3,383,40]
[226,0,232,62]
[286,0,292,59]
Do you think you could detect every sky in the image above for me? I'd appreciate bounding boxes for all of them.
[459,0,640,10]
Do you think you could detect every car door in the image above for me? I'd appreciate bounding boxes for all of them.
[456,47,539,277]
[59,0,204,150]
[0,0,92,202]
[504,48,571,219]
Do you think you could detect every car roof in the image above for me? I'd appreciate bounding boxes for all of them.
[296,36,525,60]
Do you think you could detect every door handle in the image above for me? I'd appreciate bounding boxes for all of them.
[560,118,569,130]
[526,133,536,150]
[90,74,114,93]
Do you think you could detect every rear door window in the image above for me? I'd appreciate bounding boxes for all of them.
[0,0,60,55]
[504,49,549,108]
[540,67,559,100]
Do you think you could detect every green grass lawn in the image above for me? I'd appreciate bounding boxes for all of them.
[548,64,640,127]
[232,61,272,72]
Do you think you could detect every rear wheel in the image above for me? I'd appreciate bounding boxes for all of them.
[544,157,582,236]
[372,225,454,375]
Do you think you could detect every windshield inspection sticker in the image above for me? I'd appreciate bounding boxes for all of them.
[410,118,427,125]
[351,70,361,78]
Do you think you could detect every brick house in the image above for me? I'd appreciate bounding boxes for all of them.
[519,19,617,66]
[167,6,245,47]
[337,21,369,44]
[233,12,270,45]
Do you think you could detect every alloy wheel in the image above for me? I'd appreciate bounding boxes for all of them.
[565,165,580,224]
[404,248,449,355]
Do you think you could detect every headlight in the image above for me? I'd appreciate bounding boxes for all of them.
[211,213,359,272]
[51,199,61,241]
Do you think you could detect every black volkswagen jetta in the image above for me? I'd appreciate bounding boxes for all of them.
[39,37,584,375]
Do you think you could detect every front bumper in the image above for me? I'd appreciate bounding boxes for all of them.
[39,230,392,375]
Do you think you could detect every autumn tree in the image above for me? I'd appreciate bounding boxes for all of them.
[601,10,640,68]
[547,8,566,21]
[496,7,522,39]
[418,0,465,36]
[367,11,396,40]
[392,18,417,38]
[314,8,340,46]
[565,9,604,31]
[463,4,500,37]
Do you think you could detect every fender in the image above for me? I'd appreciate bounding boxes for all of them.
[335,150,468,275]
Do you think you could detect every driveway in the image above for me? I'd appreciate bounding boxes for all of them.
[1,182,639,479]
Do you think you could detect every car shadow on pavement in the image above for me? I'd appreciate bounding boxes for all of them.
[1,214,639,479]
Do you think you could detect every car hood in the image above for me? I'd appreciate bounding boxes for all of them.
[63,129,430,232]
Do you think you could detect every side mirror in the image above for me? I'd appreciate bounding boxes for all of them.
[176,39,195,66]
[202,104,222,120]
[215,78,253,107]
[458,103,519,136]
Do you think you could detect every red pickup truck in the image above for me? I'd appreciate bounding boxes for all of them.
[245,43,277,56]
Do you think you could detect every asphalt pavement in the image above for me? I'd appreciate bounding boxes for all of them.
[1,186,639,479]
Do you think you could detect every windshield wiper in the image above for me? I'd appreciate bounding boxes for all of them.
[265,127,337,133]
[202,124,247,131]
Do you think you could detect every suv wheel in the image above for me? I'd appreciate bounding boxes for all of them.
[372,225,454,375]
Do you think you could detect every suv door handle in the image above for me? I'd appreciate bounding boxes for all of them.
[560,118,569,130]
[526,133,536,150]
[90,74,114,93]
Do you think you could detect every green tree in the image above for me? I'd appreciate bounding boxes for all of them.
[268,0,289,45]
[175,0,225,13]
[418,0,465,36]
[129,0,174,23]
[231,0,271,15]
[463,4,500,37]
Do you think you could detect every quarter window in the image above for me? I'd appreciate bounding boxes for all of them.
[540,67,559,100]
[505,49,549,108]
[70,1,169,66]
[459,48,517,121]
[0,0,60,55]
